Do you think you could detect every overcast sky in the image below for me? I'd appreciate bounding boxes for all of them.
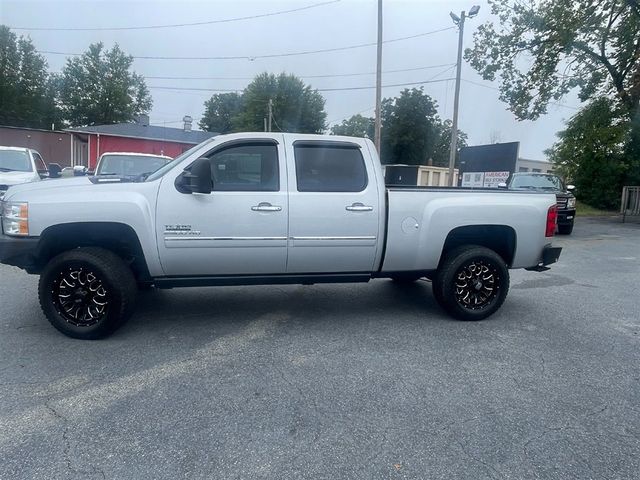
[1,0,581,159]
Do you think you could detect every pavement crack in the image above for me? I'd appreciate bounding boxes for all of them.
[455,438,504,480]
[44,399,73,475]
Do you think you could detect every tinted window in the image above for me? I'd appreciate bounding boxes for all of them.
[33,152,47,173]
[208,143,279,191]
[294,145,367,192]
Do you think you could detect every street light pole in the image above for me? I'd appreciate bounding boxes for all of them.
[447,11,465,186]
[374,0,383,153]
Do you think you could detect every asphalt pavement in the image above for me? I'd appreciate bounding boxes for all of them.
[1,216,639,479]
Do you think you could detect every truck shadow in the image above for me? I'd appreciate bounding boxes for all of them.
[130,279,446,334]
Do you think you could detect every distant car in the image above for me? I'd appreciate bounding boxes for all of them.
[0,146,61,199]
[94,152,172,178]
[507,172,576,234]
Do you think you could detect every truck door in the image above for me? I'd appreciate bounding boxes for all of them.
[155,138,288,276]
[285,140,380,273]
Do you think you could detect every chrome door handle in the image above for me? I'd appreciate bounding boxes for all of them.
[251,202,282,212]
[346,203,373,212]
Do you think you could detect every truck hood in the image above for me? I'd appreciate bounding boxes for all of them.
[3,176,92,200]
[0,171,39,186]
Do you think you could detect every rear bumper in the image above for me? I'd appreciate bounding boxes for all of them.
[0,233,40,272]
[525,245,562,272]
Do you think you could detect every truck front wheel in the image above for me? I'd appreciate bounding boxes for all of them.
[432,246,509,321]
[38,247,137,339]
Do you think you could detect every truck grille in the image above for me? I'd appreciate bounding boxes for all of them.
[557,198,568,208]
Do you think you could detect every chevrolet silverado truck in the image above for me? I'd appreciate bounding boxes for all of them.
[0,133,562,339]
[507,172,576,235]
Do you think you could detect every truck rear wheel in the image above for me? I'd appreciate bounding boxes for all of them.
[38,247,137,339]
[432,246,509,321]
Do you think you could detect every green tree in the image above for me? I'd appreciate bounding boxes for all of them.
[59,42,152,126]
[465,0,640,121]
[547,98,630,209]
[330,114,374,138]
[379,87,465,166]
[0,25,59,129]
[199,92,243,133]
[233,73,326,133]
[431,119,468,168]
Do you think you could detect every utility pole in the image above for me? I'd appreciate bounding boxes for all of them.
[374,0,383,153]
[268,99,273,132]
[447,11,465,186]
[447,5,479,186]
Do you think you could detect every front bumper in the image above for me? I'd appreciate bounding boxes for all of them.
[0,233,40,272]
[525,245,562,272]
[557,209,576,225]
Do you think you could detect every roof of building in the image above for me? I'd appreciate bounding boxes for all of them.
[517,157,551,165]
[66,123,218,145]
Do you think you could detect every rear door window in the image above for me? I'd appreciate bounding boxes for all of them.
[294,144,367,192]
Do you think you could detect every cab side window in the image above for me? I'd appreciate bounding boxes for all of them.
[294,144,368,192]
[33,152,47,174]
[207,143,279,192]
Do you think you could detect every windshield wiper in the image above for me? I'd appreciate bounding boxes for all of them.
[0,167,15,172]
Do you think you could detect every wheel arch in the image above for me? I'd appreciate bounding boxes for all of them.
[439,225,517,267]
[35,222,150,281]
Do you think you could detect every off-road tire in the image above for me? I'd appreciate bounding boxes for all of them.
[432,246,509,321]
[38,247,137,339]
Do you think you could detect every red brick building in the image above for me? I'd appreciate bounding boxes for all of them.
[67,116,217,169]
[1,116,217,170]
[0,126,73,166]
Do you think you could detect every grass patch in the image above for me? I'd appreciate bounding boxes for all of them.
[576,200,617,217]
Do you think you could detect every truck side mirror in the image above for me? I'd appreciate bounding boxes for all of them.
[48,163,62,178]
[180,157,212,194]
[567,184,575,191]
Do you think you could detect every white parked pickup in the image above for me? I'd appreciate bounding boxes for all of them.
[0,133,562,339]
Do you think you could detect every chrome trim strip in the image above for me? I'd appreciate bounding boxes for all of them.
[165,236,287,241]
[290,236,377,241]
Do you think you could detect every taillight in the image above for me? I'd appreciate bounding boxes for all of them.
[546,205,558,237]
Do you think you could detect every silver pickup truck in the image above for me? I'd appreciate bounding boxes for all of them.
[0,133,562,339]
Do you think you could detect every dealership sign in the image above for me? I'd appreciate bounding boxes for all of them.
[461,171,510,188]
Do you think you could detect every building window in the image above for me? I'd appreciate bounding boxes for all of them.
[518,167,529,172]
[532,168,541,173]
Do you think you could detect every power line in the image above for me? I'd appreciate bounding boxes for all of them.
[461,79,579,110]
[148,77,456,93]
[139,63,457,81]
[9,0,341,31]
[325,65,455,124]
[38,26,455,61]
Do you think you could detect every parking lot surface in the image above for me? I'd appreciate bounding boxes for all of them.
[1,217,639,479]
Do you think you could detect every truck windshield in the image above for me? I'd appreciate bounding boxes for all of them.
[96,154,170,177]
[0,150,32,172]
[510,174,563,190]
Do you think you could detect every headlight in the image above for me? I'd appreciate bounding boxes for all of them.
[2,201,29,236]
[567,197,576,209]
